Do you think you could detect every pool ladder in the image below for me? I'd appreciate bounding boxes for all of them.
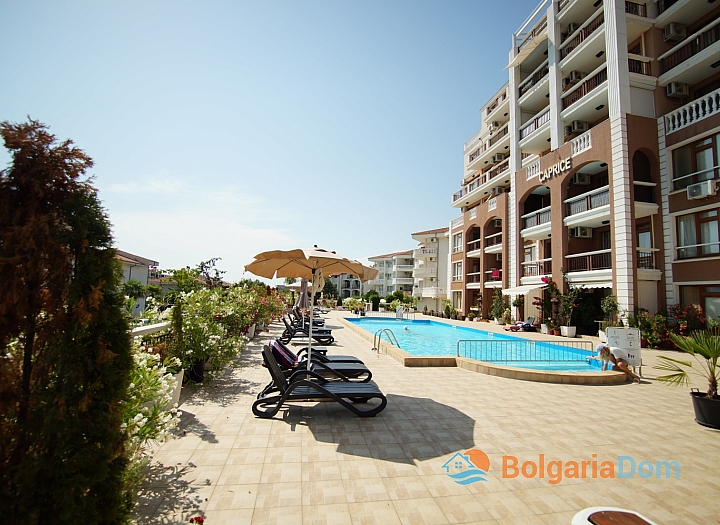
[373,329,400,353]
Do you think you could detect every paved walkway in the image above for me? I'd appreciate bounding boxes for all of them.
[134,312,720,524]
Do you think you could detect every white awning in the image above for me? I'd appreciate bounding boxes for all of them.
[501,283,547,296]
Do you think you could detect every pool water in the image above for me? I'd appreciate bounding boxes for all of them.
[346,318,600,373]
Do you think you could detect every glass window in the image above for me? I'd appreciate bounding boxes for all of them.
[672,134,720,190]
[677,214,697,258]
[673,146,693,189]
[452,233,463,253]
[677,209,720,258]
[452,262,463,281]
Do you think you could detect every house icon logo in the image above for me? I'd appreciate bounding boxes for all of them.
[441,449,490,484]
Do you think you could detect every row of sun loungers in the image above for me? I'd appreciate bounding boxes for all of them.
[253,312,387,418]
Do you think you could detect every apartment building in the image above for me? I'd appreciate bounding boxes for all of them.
[452,0,720,324]
[410,227,450,312]
[116,249,159,314]
[328,273,363,299]
[366,251,415,297]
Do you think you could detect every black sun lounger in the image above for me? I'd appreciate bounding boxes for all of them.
[253,345,387,418]
[275,339,364,364]
[280,317,335,345]
[269,341,372,382]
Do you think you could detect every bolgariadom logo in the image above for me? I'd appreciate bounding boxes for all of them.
[441,449,490,484]
[442,449,680,485]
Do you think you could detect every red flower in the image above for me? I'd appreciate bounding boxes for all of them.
[190,516,205,524]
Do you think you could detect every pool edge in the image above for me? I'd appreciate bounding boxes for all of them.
[339,317,628,385]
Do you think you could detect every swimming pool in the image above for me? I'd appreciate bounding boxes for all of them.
[345,318,599,372]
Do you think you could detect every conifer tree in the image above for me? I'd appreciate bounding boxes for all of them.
[0,120,133,523]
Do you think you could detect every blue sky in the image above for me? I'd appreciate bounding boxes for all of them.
[1,0,540,281]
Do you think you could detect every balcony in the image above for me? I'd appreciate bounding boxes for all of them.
[560,11,604,61]
[485,88,510,122]
[396,265,414,271]
[624,1,647,17]
[565,249,613,288]
[420,286,446,299]
[393,277,415,285]
[664,86,720,135]
[484,269,503,288]
[560,66,609,124]
[562,67,607,111]
[484,232,503,254]
[637,248,659,270]
[467,238,482,258]
[451,216,464,230]
[453,159,510,208]
[518,60,550,99]
[413,267,437,278]
[634,182,659,218]
[467,124,510,171]
[628,56,652,76]
[518,108,551,154]
[509,3,549,69]
[521,206,552,240]
[563,186,610,228]
[659,17,720,86]
[466,271,483,289]
[413,247,438,258]
[521,258,552,279]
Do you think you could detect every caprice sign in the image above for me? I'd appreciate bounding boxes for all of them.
[538,157,572,183]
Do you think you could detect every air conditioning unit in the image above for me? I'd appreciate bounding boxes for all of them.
[666,82,689,98]
[491,153,506,163]
[562,77,572,89]
[493,219,502,228]
[572,172,591,185]
[571,226,593,238]
[461,206,468,213]
[687,180,718,200]
[430,237,437,242]
[663,23,686,43]
[564,125,574,137]
[572,120,589,133]
[567,22,580,34]
[490,187,502,197]
[495,254,502,261]
[489,121,500,131]
[569,70,587,83]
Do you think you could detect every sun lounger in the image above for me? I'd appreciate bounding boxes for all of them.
[503,316,536,332]
[275,339,364,364]
[270,341,371,381]
[253,345,387,418]
[291,306,325,328]
[572,507,659,525]
[280,317,335,345]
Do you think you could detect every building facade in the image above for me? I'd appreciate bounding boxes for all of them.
[452,0,720,324]
[329,273,363,299]
[410,227,450,312]
[116,249,159,314]
[366,251,415,297]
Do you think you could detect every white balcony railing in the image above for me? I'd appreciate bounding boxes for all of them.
[565,186,610,216]
[451,216,464,230]
[522,258,552,277]
[571,129,592,155]
[488,197,497,211]
[413,267,437,278]
[526,160,541,181]
[521,206,552,229]
[665,87,720,135]
[413,247,438,258]
[421,287,446,299]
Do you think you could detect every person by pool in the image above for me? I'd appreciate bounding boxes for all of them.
[599,344,640,383]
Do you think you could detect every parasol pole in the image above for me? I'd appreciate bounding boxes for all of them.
[307,267,315,370]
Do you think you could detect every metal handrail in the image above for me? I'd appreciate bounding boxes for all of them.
[373,329,400,352]
[457,339,594,361]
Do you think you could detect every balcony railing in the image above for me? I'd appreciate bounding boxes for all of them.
[486,91,508,116]
[467,125,509,165]
[522,206,552,229]
[633,182,655,203]
[637,248,659,269]
[565,186,610,216]
[451,216,464,229]
[467,271,483,284]
[665,86,720,135]
[413,247,438,258]
[522,258,552,277]
[562,68,607,110]
[661,19,720,74]
[485,232,502,248]
[488,197,498,211]
[625,1,647,17]
[558,0,569,12]
[467,239,482,253]
[566,249,612,272]
[677,241,720,259]
[485,269,503,282]
[628,57,651,75]
[414,267,437,278]
[519,109,551,140]
[571,129,592,155]
[519,60,550,98]
[453,159,510,203]
[517,15,548,53]
[560,12,604,60]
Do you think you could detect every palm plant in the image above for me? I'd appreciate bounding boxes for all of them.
[655,330,720,398]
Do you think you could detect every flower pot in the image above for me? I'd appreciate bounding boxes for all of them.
[248,323,256,339]
[166,369,184,410]
[598,330,607,343]
[690,390,720,430]
[641,338,648,348]
[495,318,502,325]
[553,329,561,336]
[540,324,548,335]
[561,326,576,338]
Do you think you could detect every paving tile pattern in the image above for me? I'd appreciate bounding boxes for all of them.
[134,312,720,525]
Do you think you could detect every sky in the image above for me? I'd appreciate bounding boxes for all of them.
[0,0,541,282]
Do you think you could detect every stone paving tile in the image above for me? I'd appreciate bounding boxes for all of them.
[132,313,720,525]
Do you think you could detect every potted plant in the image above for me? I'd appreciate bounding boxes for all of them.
[545,318,558,335]
[491,288,507,325]
[655,330,720,429]
[502,308,513,326]
[512,295,525,321]
[467,312,476,321]
[559,271,583,337]
[423,305,428,315]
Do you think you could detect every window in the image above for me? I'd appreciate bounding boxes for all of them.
[601,231,611,250]
[672,133,720,190]
[452,233,463,253]
[524,244,536,262]
[677,209,720,258]
[452,262,463,281]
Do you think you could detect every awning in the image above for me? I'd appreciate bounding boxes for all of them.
[505,32,548,69]
[501,283,547,296]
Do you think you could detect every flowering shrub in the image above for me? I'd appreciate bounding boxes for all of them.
[668,304,706,335]
[122,344,181,502]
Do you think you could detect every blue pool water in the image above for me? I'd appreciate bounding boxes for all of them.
[346,318,600,372]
